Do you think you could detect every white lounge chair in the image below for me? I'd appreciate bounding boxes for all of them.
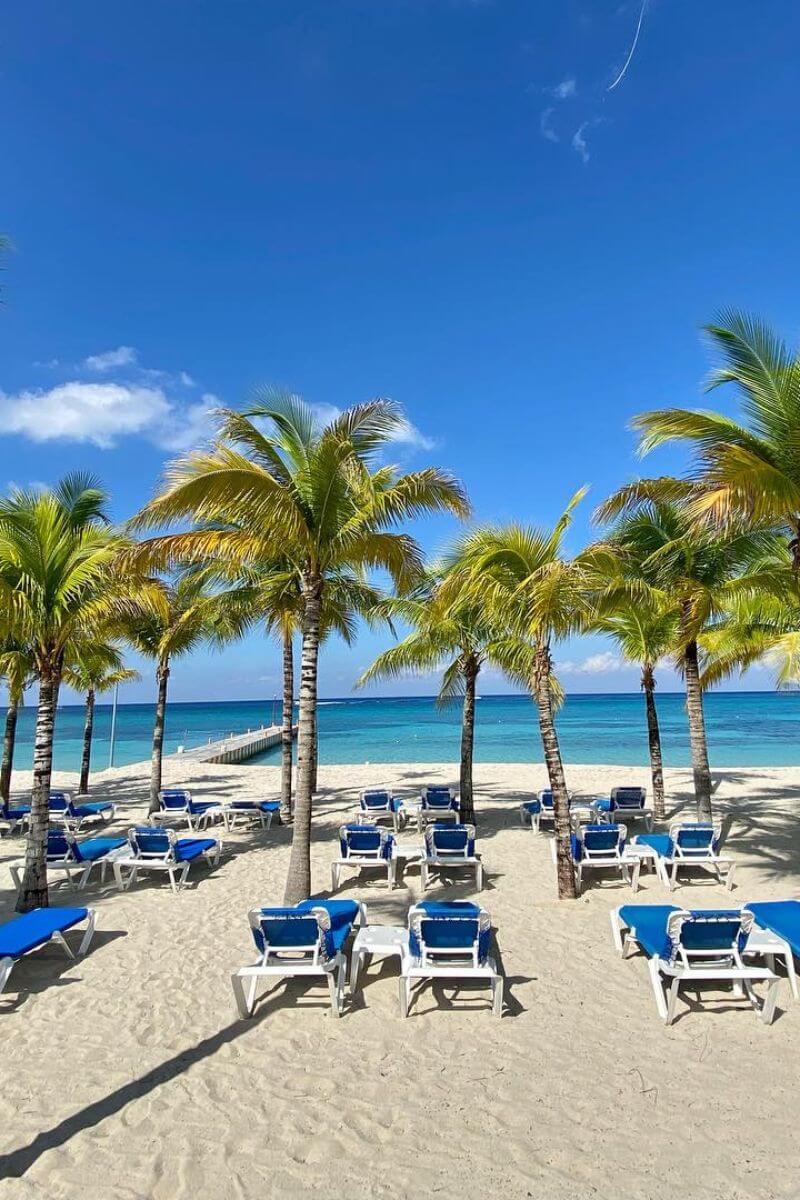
[356,788,405,832]
[49,791,115,832]
[400,901,502,1018]
[417,787,460,830]
[553,821,639,895]
[331,824,396,890]
[10,830,128,891]
[595,786,653,831]
[153,788,224,831]
[222,799,280,831]
[112,826,222,893]
[633,822,735,891]
[231,900,363,1018]
[610,904,780,1024]
[1,907,97,997]
[421,823,483,891]
[1,798,31,835]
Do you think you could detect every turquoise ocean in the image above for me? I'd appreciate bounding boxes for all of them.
[4,692,800,772]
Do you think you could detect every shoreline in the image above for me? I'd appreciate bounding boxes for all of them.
[2,759,800,1198]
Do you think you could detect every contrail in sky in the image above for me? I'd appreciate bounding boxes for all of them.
[607,0,648,92]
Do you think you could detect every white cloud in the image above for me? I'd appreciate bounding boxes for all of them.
[539,107,559,144]
[0,381,170,449]
[551,77,576,99]
[572,122,591,163]
[83,345,138,372]
[154,393,220,451]
[558,652,626,675]
[307,401,435,451]
[179,371,196,388]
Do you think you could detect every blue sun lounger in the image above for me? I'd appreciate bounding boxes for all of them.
[519,789,577,831]
[112,826,222,893]
[633,822,735,891]
[744,901,800,1000]
[554,822,639,895]
[1,798,31,835]
[222,799,281,831]
[0,906,97,997]
[595,787,653,830]
[154,789,223,831]
[609,903,781,1024]
[332,824,396,890]
[49,791,116,832]
[400,900,502,1018]
[9,830,127,892]
[417,787,460,829]
[357,789,405,832]
[231,898,365,1018]
[422,823,483,891]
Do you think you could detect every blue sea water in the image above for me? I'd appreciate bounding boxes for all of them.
[5,692,800,772]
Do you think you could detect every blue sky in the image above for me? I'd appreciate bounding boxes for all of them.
[2,0,798,703]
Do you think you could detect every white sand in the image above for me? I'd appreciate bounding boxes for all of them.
[1,758,800,1199]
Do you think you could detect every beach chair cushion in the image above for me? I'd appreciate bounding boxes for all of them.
[745,901,800,957]
[618,905,746,961]
[2,803,31,819]
[572,824,625,860]
[339,824,393,858]
[428,824,475,856]
[362,791,402,813]
[610,787,646,809]
[72,801,114,817]
[256,908,352,958]
[521,799,541,814]
[409,902,490,960]
[46,832,126,863]
[634,833,674,858]
[0,907,89,960]
[173,838,218,862]
[295,898,361,931]
[618,905,678,959]
[635,827,719,860]
[417,901,482,917]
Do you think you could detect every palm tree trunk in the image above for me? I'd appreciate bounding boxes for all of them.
[642,663,665,821]
[78,687,95,795]
[533,644,577,900]
[0,695,19,804]
[683,639,712,821]
[310,705,318,793]
[149,662,170,813]
[284,575,322,905]
[17,667,58,912]
[280,627,294,823]
[459,655,478,824]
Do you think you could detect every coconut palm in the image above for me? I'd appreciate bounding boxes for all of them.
[63,643,138,795]
[0,475,153,911]
[450,490,592,900]
[358,567,492,824]
[633,311,800,561]
[130,393,469,903]
[592,597,677,820]
[0,641,34,805]
[121,573,231,811]
[594,482,774,820]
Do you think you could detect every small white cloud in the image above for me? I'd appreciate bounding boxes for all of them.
[155,393,220,451]
[551,77,576,99]
[391,418,436,451]
[558,652,626,675]
[83,345,138,372]
[0,381,170,449]
[179,371,196,387]
[572,122,591,163]
[33,358,61,370]
[540,107,559,144]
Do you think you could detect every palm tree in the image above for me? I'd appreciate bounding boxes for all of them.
[594,482,773,820]
[63,643,138,795]
[131,394,469,903]
[0,475,152,911]
[358,567,492,824]
[452,491,592,900]
[633,311,800,564]
[593,598,676,820]
[0,641,34,805]
[121,573,228,811]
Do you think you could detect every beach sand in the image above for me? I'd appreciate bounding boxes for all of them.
[1,758,799,1199]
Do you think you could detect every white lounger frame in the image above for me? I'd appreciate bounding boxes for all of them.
[654,822,735,892]
[400,907,502,1018]
[552,821,640,895]
[610,907,780,1025]
[112,828,222,894]
[331,827,396,890]
[0,909,97,996]
[231,905,365,1019]
[421,825,483,891]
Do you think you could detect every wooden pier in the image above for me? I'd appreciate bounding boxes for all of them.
[174,723,297,766]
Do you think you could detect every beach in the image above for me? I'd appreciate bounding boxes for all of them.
[2,758,800,1199]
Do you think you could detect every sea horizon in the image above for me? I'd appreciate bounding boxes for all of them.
[5,690,800,773]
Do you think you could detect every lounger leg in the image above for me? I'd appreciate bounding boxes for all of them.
[331,864,339,891]
[610,909,625,955]
[51,931,76,961]
[421,863,429,891]
[327,962,343,1018]
[666,976,682,1025]
[351,949,364,993]
[265,813,273,830]
[725,863,735,893]
[669,863,678,892]
[77,909,97,956]
[760,977,780,1025]
[231,971,255,1018]
[9,866,21,892]
[168,867,179,894]
[476,862,483,890]
[0,957,14,994]
[647,959,670,1021]
[388,860,396,890]
[79,865,92,889]
[398,976,409,1018]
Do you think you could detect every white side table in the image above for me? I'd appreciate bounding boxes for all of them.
[351,924,409,992]
[745,926,799,1001]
